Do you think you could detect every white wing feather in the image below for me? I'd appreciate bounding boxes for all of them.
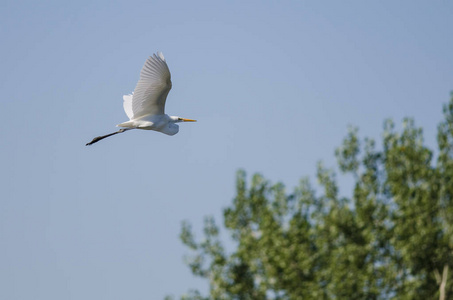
[122,93,134,119]
[127,52,172,119]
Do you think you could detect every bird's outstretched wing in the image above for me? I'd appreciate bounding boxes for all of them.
[126,52,172,119]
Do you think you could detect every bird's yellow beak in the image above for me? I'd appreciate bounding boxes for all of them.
[181,118,197,122]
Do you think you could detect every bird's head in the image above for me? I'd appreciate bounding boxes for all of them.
[171,116,197,123]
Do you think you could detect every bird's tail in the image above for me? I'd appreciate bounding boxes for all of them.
[116,120,136,128]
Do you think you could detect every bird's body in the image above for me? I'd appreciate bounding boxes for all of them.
[117,114,180,135]
[86,52,195,146]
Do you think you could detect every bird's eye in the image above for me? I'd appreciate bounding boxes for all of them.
[178,118,182,120]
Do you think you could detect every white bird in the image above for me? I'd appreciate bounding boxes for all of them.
[86,52,196,146]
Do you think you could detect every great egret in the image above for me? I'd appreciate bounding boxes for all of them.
[86,52,196,146]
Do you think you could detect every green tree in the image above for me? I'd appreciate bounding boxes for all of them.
[168,94,453,300]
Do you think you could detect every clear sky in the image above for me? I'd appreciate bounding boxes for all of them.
[1,1,452,299]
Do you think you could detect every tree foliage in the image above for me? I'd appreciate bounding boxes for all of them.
[168,94,453,300]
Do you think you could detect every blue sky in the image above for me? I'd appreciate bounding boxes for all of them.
[1,1,452,299]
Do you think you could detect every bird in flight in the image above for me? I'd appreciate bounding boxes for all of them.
[86,52,196,146]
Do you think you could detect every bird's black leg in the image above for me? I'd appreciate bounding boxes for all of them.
[86,128,131,146]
